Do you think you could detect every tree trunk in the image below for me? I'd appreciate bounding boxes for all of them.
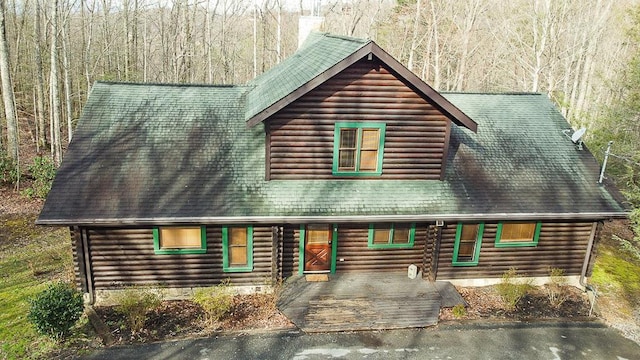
[0,0,18,160]
[50,0,62,165]
[62,15,73,143]
[34,0,46,151]
[407,0,421,72]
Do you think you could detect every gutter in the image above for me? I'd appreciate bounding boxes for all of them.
[36,211,629,227]
[580,222,599,316]
[81,228,95,305]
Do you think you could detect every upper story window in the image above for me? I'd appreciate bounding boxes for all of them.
[332,122,386,176]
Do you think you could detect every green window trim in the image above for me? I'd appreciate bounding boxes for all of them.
[367,223,416,249]
[298,224,338,275]
[452,223,484,266]
[153,226,207,255]
[222,226,254,272]
[332,122,386,176]
[495,222,542,248]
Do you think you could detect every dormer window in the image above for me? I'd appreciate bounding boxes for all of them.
[332,122,386,176]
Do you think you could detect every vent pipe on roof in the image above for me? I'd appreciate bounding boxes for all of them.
[599,141,613,184]
[298,0,324,48]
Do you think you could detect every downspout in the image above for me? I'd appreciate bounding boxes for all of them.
[81,228,95,305]
[580,222,599,315]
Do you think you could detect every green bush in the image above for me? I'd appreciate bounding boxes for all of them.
[112,288,161,332]
[0,151,19,185]
[23,156,56,199]
[452,303,467,318]
[192,280,234,326]
[27,282,84,341]
[496,268,533,310]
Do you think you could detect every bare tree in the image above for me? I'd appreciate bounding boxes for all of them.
[34,0,47,151]
[0,0,18,160]
[50,0,62,165]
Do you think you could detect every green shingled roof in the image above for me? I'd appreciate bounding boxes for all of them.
[37,35,627,226]
[244,33,369,122]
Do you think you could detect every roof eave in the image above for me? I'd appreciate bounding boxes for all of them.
[35,211,629,227]
[368,43,477,133]
[246,42,375,128]
[245,41,478,133]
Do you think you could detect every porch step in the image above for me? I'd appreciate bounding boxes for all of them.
[305,274,329,282]
[302,298,441,333]
[277,274,464,333]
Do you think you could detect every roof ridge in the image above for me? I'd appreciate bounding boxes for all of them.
[319,32,371,44]
[95,80,248,89]
[442,91,545,96]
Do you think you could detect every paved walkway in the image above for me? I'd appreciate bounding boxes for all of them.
[83,321,640,360]
[277,273,465,332]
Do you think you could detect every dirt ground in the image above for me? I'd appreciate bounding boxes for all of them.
[440,285,591,322]
[94,294,294,345]
[90,282,594,346]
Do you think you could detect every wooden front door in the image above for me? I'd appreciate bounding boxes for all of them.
[304,224,332,272]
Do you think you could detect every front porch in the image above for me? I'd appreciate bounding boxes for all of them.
[277,273,465,332]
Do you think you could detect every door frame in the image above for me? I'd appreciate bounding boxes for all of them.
[298,224,338,275]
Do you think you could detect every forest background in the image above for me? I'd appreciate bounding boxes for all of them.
[0,0,639,218]
[2,1,640,358]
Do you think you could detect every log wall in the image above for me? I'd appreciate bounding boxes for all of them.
[85,226,273,289]
[435,221,595,279]
[280,223,429,277]
[335,224,428,272]
[268,58,450,180]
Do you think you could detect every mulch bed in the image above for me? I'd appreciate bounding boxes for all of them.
[94,284,592,345]
[94,294,294,344]
[440,285,592,321]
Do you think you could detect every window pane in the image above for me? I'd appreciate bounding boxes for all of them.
[340,128,357,148]
[460,224,478,241]
[339,150,356,169]
[307,224,330,244]
[160,227,201,249]
[501,223,535,242]
[361,129,379,149]
[359,150,378,170]
[458,241,475,259]
[229,227,247,245]
[373,226,390,244]
[229,246,247,265]
[392,226,410,244]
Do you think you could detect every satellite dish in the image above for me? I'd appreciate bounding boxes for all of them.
[571,127,586,143]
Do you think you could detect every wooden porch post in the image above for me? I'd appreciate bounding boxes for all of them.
[428,224,443,282]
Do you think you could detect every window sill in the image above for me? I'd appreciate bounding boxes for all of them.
[154,248,207,255]
[223,266,253,273]
[494,242,538,248]
[368,244,414,249]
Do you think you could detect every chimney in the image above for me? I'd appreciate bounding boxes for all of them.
[298,0,324,48]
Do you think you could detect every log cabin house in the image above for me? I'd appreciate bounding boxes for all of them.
[37,33,627,302]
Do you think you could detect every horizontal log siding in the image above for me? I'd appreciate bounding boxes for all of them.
[268,59,449,180]
[280,225,300,278]
[336,224,427,273]
[86,226,273,289]
[280,224,428,277]
[436,222,594,279]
